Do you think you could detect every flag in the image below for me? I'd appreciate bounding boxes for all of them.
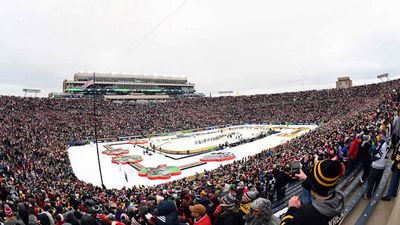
[82,79,94,89]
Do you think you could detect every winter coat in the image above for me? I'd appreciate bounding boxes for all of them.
[80,215,97,225]
[4,217,25,225]
[360,139,372,165]
[155,200,179,225]
[371,139,388,169]
[392,146,400,171]
[348,139,361,159]
[215,207,240,225]
[17,203,29,225]
[339,146,348,162]
[280,190,345,225]
[245,215,280,225]
[267,177,276,196]
[238,202,251,225]
[275,172,290,190]
[243,198,280,225]
[193,214,212,225]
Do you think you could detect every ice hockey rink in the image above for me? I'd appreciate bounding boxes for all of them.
[68,124,317,189]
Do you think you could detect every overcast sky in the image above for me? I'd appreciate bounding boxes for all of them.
[1,0,400,97]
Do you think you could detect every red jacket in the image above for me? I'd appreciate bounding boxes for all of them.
[194,214,212,225]
[348,139,361,159]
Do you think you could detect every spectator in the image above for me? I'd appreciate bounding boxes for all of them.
[155,200,179,225]
[392,111,400,148]
[238,191,258,225]
[347,134,361,175]
[215,194,239,225]
[0,79,399,225]
[365,130,389,199]
[359,132,372,183]
[243,198,280,225]
[275,167,290,201]
[190,204,212,225]
[4,204,25,225]
[280,160,344,225]
[381,144,400,201]
[266,174,276,203]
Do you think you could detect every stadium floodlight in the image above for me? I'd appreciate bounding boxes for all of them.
[218,91,234,95]
[23,88,41,97]
[377,73,390,82]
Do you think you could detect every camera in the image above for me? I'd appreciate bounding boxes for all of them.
[290,160,301,177]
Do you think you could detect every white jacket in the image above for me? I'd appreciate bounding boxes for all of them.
[372,141,388,170]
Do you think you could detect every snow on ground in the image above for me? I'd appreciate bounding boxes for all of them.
[68,124,317,189]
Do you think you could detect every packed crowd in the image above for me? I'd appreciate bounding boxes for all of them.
[0,79,400,225]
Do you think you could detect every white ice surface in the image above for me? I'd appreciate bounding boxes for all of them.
[68,125,317,189]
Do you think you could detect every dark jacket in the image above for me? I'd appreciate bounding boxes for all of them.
[215,207,240,225]
[275,171,290,190]
[155,200,179,225]
[360,139,372,164]
[280,190,345,225]
[392,146,400,171]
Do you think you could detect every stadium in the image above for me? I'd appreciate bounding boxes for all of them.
[2,1,400,225]
[1,78,400,225]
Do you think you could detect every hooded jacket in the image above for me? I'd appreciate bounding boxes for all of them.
[155,200,179,225]
[280,190,345,225]
[348,138,361,159]
[243,198,280,225]
[215,206,240,225]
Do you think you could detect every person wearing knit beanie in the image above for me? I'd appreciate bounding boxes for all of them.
[28,214,38,225]
[4,203,25,225]
[215,193,240,225]
[221,193,236,207]
[309,160,342,197]
[242,191,258,203]
[120,213,129,223]
[243,198,281,225]
[239,191,258,214]
[238,191,259,225]
[4,204,14,218]
[280,160,345,225]
[55,214,64,225]
[190,204,212,225]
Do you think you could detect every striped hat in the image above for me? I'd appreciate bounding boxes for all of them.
[243,191,258,202]
[221,193,236,206]
[310,160,342,196]
[4,204,13,217]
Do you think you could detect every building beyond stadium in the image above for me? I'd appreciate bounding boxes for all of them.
[64,72,195,94]
[51,72,198,99]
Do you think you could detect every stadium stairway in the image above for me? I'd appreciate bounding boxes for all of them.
[341,143,400,225]
[340,162,396,225]
[386,191,400,225]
